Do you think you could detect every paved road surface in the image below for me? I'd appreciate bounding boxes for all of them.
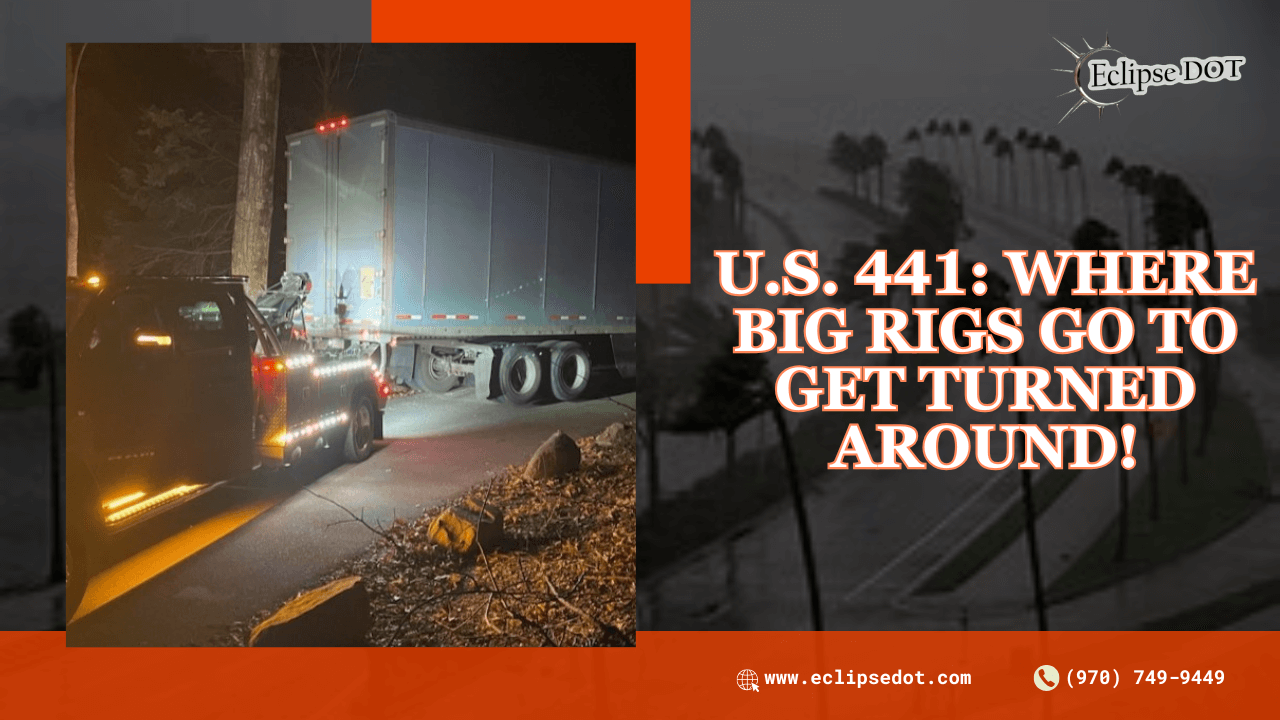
[67,383,634,646]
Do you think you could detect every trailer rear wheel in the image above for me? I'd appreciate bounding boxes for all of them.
[549,341,592,402]
[499,345,542,405]
[344,394,376,462]
[422,352,462,393]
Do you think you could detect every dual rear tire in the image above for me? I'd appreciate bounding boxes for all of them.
[498,341,591,405]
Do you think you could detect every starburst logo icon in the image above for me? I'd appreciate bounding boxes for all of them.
[1052,34,1245,124]
[1053,33,1126,123]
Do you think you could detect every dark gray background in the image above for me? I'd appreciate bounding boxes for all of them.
[693,0,1278,272]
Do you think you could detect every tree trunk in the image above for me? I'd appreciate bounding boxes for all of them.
[877,163,884,209]
[771,402,822,631]
[1061,171,1074,228]
[1111,330,1129,561]
[1013,348,1048,630]
[1042,156,1055,228]
[1078,167,1089,219]
[724,426,736,484]
[1009,158,1019,213]
[1026,154,1038,220]
[66,43,87,278]
[231,43,282,298]
[970,138,981,200]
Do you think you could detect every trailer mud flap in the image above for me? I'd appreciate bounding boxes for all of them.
[475,346,500,400]
[610,333,637,379]
[388,342,417,384]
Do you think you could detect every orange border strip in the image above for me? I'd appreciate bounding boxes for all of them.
[371,0,691,284]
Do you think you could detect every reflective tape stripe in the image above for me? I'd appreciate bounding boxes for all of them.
[430,314,473,320]
[505,315,526,321]
[395,314,423,320]
[550,314,587,321]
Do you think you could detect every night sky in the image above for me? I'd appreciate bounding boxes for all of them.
[74,42,635,281]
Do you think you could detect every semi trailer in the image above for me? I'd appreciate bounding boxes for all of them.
[282,110,637,405]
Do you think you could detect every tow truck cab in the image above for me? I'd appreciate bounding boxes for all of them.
[66,275,386,619]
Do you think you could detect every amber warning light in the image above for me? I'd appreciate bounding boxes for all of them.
[316,116,349,133]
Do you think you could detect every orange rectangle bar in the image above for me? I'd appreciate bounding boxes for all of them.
[12,631,1264,716]
[371,0,691,284]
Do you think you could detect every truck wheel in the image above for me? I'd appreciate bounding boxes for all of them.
[344,394,376,462]
[499,345,542,405]
[423,352,462,393]
[548,341,592,402]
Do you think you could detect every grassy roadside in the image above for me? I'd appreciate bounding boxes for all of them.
[1046,395,1268,605]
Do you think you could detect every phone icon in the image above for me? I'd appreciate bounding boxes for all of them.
[1034,665,1059,691]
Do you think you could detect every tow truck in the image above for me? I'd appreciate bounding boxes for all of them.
[65,273,390,619]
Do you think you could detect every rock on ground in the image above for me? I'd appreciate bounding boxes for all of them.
[595,421,634,448]
[249,575,370,647]
[427,502,504,555]
[525,430,581,479]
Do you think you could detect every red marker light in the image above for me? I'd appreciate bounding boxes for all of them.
[340,117,348,126]
[329,122,337,129]
[316,123,325,133]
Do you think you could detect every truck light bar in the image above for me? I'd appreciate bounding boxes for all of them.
[285,354,316,370]
[136,333,173,346]
[277,410,350,446]
[105,484,206,525]
[316,116,349,133]
[312,359,377,378]
[103,491,146,511]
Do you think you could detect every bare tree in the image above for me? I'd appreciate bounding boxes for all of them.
[66,43,88,277]
[231,44,282,297]
[307,43,365,117]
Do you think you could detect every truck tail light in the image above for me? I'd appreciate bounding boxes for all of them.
[316,116,349,134]
[256,356,287,375]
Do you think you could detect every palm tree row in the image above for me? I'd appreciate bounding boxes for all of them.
[827,131,889,208]
[903,120,1090,232]
[691,124,745,232]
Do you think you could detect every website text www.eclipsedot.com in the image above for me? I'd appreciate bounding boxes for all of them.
[737,669,973,691]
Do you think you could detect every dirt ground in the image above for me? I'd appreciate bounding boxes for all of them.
[219,422,636,647]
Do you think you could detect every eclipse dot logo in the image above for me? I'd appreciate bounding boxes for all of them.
[1034,665,1059,691]
[737,669,760,692]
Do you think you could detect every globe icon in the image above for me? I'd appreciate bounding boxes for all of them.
[737,669,759,691]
